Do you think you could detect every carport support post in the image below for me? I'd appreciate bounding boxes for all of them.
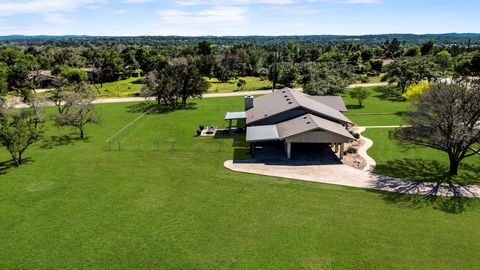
[339,143,345,159]
[286,142,292,159]
[228,120,232,130]
[334,143,339,153]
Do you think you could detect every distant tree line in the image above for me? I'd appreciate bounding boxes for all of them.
[1,38,480,103]
[1,34,480,48]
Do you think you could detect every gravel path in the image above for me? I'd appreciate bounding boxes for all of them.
[356,127,376,171]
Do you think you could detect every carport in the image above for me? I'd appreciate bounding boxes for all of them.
[225,112,246,130]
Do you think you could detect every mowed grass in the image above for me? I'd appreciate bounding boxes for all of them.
[341,86,411,126]
[364,128,480,185]
[94,77,144,98]
[207,76,273,93]
[1,96,480,269]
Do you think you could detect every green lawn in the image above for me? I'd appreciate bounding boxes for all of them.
[342,86,410,126]
[207,76,273,93]
[364,128,480,185]
[1,96,480,268]
[94,77,144,98]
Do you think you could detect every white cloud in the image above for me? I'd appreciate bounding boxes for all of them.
[0,0,104,16]
[306,0,379,3]
[43,13,73,24]
[174,0,378,5]
[174,0,297,6]
[122,0,152,3]
[158,7,247,24]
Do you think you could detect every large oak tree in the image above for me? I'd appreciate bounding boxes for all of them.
[393,82,480,175]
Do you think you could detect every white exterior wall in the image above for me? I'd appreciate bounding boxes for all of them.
[285,131,350,144]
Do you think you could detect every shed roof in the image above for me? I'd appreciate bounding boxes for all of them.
[246,88,352,125]
[225,112,246,120]
[246,125,279,142]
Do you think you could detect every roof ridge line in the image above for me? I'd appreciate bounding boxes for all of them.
[286,88,301,106]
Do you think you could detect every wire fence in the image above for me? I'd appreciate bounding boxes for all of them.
[104,139,239,153]
[102,102,249,153]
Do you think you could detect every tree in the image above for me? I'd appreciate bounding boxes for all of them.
[349,88,371,107]
[173,59,210,106]
[7,56,34,97]
[93,50,125,85]
[197,40,213,55]
[302,61,356,96]
[420,41,435,56]
[0,62,8,98]
[369,58,383,73]
[392,82,480,175]
[434,50,453,76]
[142,59,210,107]
[278,63,299,88]
[57,83,97,139]
[383,38,402,58]
[214,66,233,83]
[0,102,42,166]
[404,46,420,57]
[142,67,178,106]
[237,79,247,90]
[383,57,440,93]
[58,66,88,84]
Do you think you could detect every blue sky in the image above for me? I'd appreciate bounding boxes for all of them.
[0,0,478,36]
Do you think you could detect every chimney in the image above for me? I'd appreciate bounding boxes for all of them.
[245,95,254,110]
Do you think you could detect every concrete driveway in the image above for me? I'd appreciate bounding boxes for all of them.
[224,160,480,198]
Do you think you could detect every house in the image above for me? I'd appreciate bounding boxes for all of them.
[29,70,56,89]
[233,88,355,160]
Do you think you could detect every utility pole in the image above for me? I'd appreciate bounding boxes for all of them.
[272,43,279,92]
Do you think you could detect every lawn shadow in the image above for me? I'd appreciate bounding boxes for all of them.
[40,134,89,149]
[212,131,250,160]
[0,158,33,175]
[370,158,480,213]
[127,102,198,114]
[373,86,404,102]
[346,104,363,110]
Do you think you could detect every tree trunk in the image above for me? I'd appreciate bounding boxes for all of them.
[80,127,84,139]
[448,156,459,175]
[10,152,20,167]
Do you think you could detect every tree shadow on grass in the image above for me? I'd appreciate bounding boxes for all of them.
[346,104,363,110]
[370,158,480,214]
[40,134,89,149]
[127,102,198,114]
[373,86,405,101]
[0,158,33,175]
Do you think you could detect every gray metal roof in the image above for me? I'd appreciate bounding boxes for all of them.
[246,114,354,142]
[225,112,246,120]
[308,96,348,112]
[246,125,279,142]
[277,114,354,140]
[246,88,352,125]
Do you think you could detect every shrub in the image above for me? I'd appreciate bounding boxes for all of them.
[402,81,430,100]
[196,129,202,136]
[353,133,360,139]
[346,146,358,154]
